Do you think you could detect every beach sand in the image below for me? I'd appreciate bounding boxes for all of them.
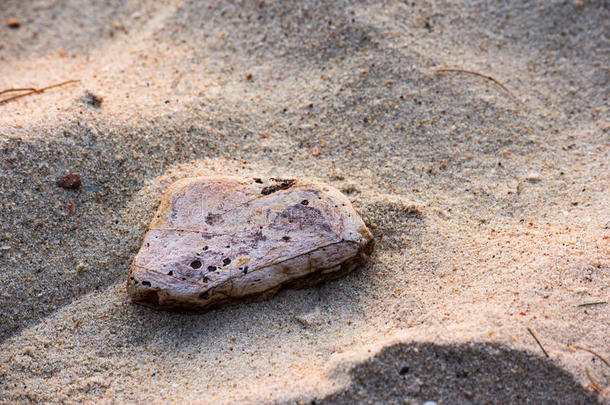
[0,0,608,403]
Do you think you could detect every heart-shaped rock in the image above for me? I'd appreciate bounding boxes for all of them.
[127,176,374,310]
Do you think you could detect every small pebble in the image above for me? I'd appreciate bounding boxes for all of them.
[525,172,542,182]
[76,262,88,273]
[294,307,323,328]
[56,174,82,189]
[7,18,20,29]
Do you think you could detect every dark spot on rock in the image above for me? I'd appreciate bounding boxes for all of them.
[273,204,332,232]
[56,173,81,189]
[223,258,231,266]
[141,281,151,287]
[253,230,267,242]
[205,213,222,225]
[190,259,202,269]
[167,271,173,276]
[242,266,248,274]
[199,291,209,299]
[202,276,209,282]
[261,179,295,195]
[282,236,291,242]
[399,366,409,375]
[208,265,217,272]
[253,178,263,184]
[202,246,208,251]
[301,199,309,205]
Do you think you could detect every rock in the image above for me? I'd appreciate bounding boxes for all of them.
[56,174,82,189]
[7,18,20,29]
[127,176,374,310]
[525,172,542,183]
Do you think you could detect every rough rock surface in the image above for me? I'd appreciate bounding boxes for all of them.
[128,176,374,310]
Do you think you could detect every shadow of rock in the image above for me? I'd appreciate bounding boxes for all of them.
[303,342,599,405]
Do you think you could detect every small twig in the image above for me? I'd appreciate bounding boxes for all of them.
[0,87,38,95]
[435,68,521,104]
[585,367,604,393]
[527,327,549,358]
[577,301,607,308]
[0,79,80,105]
[574,346,610,369]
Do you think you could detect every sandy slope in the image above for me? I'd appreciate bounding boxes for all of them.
[0,0,608,403]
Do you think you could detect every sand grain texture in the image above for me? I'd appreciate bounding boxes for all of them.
[0,0,608,403]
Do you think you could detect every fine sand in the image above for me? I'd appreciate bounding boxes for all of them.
[0,0,608,403]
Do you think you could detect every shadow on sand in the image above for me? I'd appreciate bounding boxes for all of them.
[310,341,599,405]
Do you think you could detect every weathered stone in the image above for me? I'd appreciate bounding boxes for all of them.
[56,173,81,189]
[127,176,374,310]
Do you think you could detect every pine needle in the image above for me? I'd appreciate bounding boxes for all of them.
[527,327,549,358]
[574,346,610,369]
[0,79,80,105]
[435,68,521,104]
[585,367,604,393]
